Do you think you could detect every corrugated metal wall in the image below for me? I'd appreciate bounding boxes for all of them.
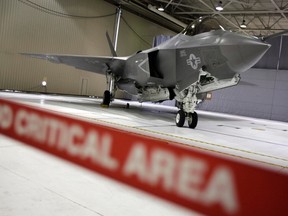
[0,0,174,96]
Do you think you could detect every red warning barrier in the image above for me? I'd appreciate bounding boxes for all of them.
[0,98,287,216]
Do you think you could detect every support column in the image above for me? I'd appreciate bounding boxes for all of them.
[107,6,122,101]
[113,6,122,52]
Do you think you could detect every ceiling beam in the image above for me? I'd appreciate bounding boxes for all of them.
[104,0,183,32]
[197,0,245,33]
[232,27,287,31]
[156,0,205,11]
[270,17,283,29]
[174,10,288,15]
[270,0,288,21]
[105,0,288,36]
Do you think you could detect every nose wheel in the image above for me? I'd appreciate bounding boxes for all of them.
[175,110,198,129]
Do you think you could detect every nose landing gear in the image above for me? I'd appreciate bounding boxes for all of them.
[187,111,198,129]
[175,110,186,127]
[174,83,199,129]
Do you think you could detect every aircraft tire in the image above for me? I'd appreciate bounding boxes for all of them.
[188,112,198,129]
[175,110,185,127]
[102,90,111,106]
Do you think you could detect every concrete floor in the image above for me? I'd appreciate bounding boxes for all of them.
[1,91,288,215]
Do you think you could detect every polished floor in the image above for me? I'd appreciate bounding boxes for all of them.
[1,91,288,216]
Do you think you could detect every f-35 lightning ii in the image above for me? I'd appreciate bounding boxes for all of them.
[23,17,274,129]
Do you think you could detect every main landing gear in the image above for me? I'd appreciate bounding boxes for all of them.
[101,73,116,107]
[175,110,198,129]
[101,90,111,107]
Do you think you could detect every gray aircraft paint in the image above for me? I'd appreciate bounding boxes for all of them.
[22,17,273,128]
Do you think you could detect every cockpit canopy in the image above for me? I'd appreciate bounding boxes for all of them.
[182,17,224,36]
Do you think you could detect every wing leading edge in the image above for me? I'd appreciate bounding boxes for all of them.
[21,53,127,75]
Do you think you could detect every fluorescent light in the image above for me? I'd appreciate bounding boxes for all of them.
[240,20,247,28]
[157,6,164,11]
[215,1,223,11]
[148,4,187,28]
[216,6,223,11]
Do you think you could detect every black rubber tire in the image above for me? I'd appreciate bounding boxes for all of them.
[175,110,185,127]
[188,112,198,129]
[102,90,111,106]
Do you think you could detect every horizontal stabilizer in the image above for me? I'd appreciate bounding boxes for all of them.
[21,53,127,75]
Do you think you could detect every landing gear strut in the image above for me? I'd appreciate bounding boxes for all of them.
[173,66,241,128]
[173,67,209,129]
[174,83,199,129]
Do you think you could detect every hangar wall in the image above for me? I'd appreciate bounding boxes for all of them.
[0,0,174,96]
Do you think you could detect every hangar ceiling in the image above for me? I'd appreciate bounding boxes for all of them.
[105,0,288,37]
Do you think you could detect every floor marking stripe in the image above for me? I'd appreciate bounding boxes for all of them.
[24,101,287,169]
[70,114,288,169]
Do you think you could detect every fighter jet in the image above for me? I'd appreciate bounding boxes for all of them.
[23,17,273,129]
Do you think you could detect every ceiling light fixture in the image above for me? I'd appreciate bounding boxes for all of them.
[240,20,247,28]
[215,1,223,11]
[157,5,165,11]
[148,4,187,28]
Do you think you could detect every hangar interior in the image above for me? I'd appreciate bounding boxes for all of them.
[1,0,288,215]
[0,0,174,96]
[1,0,288,121]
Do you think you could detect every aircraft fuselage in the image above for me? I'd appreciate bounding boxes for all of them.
[116,29,270,95]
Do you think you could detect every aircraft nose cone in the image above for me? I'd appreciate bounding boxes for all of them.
[220,33,271,73]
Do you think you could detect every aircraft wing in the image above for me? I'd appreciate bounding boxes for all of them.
[21,53,127,75]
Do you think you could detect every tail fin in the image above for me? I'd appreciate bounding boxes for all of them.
[106,31,117,57]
